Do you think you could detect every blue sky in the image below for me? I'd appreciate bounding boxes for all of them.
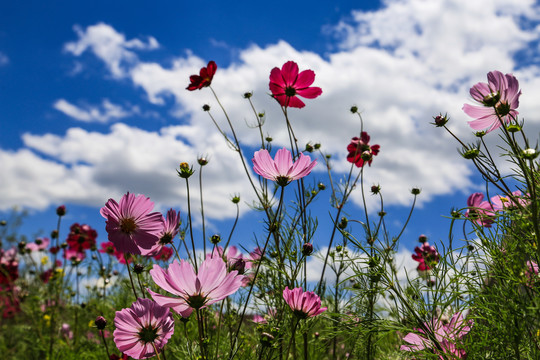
[1,0,540,268]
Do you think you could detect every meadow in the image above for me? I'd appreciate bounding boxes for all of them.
[1,61,538,360]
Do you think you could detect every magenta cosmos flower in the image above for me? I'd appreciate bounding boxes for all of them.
[463,70,521,133]
[401,311,471,359]
[148,257,244,318]
[100,192,164,255]
[283,286,327,319]
[114,298,174,359]
[186,60,217,91]
[269,61,322,108]
[412,242,440,272]
[346,132,380,168]
[252,148,317,186]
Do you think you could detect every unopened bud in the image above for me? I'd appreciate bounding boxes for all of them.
[302,243,313,256]
[243,92,253,99]
[507,124,521,133]
[202,104,210,111]
[462,148,479,160]
[418,234,427,243]
[338,217,348,229]
[350,106,358,114]
[371,185,381,194]
[198,157,209,166]
[411,188,421,195]
[211,234,221,244]
[318,183,326,191]
[177,162,194,178]
[265,136,273,142]
[432,114,448,127]
[133,264,144,274]
[95,316,107,330]
[305,143,314,152]
[56,205,66,216]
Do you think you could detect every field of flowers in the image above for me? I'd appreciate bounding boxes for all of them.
[1,61,539,359]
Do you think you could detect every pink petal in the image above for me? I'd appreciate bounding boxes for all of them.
[295,69,316,88]
[281,61,299,86]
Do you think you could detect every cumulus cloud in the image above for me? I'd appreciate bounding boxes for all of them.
[64,22,159,78]
[53,99,140,123]
[3,0,540,219]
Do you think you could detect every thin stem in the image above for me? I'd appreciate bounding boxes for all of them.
[125,256,139,301]
[185,178,198,272]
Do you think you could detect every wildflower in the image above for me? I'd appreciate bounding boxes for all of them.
[463,70,521,133]
[95,316,107,330]
[491,190,530,210]
[64,248,86,263]
[148,257,243,317]
[100,192,163,255]
[26,237,50,252]
[252,148,317,186]
[61,323,73,340]
[412,242,440,272]
[401,311,471,359]
[346,132,380,168]
[66,223,98,252]
[153,247,173,262]
[465,192,495,227]
[56,205,66,216]
[186,60,217,91]
[141,209,180,257]
[269,61,322,108]
[99,241,133,264]
[0,248,19,285]
[282,286,327,319]
[114,298,174,359]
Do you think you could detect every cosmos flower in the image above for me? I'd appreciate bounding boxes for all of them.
[252,148,317,186]
[141,209,180,257]
[465,192,495,227]
[148,257,244,318]
[490,190,530,210]
[66,223,98,252]
[401,312,471,359]
[99,241,133,264]
[26,237,50,252]
[186,61,217,91]
[113,298,174,359]
[269,61,322,108]
[346,132,380,168]
[100,192,163,255]
[283,286,326,319]
[463,70,521,133]
[412,242,440,272]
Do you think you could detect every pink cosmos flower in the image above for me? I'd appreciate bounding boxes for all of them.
[148,257,244,318]
[61,323,73,340]
[26,237,50,252]
[269,61,322,108]
[401,312,471,359]
[186,61,217,91]
[114,298,174,359]
[346,132,380,168]
[141,209,180,257]
[463,70,521,133]
[64,248,86,263]
[412,242,440,272]
[283,286,327,319]
[100,192,164,255]
[465,192,495,227]
[491,190,530,210]
[252,148,317,186]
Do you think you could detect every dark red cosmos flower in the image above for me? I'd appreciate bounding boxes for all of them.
[186,61,217,91]
[66,223,98,252]
[412,242,440,271]
[269,61,322,108]
[346,132,380,167]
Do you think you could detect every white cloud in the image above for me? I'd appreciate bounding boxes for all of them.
[64,22,159,78]
[3,0,540,219]
[53,98,140,123]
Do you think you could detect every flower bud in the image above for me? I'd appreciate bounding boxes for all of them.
[462,148,479,160]
[507,124,521,133]
[133,264,144,274]
[523,148,539,160]
[0,220,6,226]
[432,114,448,127]
[56,205,66,216]
[198,157,209,166]
[95,316,107,330]
[411,188,421,195]
[231,258,246,275]
[231,195,240,204]
[51,230,59,239]
[202,104,210,111]
[314,143,321,150]
[265,136,273,142]
[177,162,195,178]
[338,217,348,229]
[305,143,314,152]
[361,151,372,162]
[350,106,358,114]
[474,131,486,138]
[318,183,326,191]
[418,234,427,243]
[211,234,221,244]
[371,185,381,194]
[302,243,313,256]
[243,92,253,99]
